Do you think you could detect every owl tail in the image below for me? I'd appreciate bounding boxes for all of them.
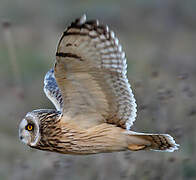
[126,131,179,152]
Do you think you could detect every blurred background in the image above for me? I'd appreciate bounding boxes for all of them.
[0,0,196,179]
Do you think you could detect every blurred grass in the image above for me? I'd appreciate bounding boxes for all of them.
[0,0,196,180]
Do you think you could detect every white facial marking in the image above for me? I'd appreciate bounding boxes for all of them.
[19,112,40,146]
[19,118,30,144]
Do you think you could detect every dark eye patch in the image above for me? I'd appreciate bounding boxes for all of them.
[25,123,34,131]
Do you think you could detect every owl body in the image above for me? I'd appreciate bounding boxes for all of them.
[39,117,127,154]
[19,15,179,154]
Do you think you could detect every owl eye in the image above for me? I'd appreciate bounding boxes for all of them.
[25,124,34,131]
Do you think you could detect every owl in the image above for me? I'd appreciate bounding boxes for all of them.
[19,15,179,154]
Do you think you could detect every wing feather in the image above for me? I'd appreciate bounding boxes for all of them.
[54,15,137,129]
[44,68,63,111]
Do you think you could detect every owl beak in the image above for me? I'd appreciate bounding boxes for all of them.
[19,131,29,145]
[18,118,29,145]
[19,135,26,144]
[19,132,25,144]
[18,130,25,144]
[19,135,23,140]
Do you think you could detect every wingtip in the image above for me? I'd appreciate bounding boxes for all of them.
[77,14,87,25]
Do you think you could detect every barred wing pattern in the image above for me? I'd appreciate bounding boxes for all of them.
[54,15,137,129]
[44,68,63,111]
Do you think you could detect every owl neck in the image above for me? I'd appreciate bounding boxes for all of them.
[31,109,62,150]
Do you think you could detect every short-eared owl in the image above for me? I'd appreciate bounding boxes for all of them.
[19,15,179,154]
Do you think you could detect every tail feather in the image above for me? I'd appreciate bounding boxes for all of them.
[127,131,179,152]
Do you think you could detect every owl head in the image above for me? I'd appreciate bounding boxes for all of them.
[19,111,41,146]
[19,109,61,147]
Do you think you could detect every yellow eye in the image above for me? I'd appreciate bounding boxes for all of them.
[26,124,33,131]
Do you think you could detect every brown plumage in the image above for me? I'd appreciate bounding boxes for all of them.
[19,15,179,154]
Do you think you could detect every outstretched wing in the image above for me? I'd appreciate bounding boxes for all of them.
[44,68,63,111]
[55,15,137,129]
